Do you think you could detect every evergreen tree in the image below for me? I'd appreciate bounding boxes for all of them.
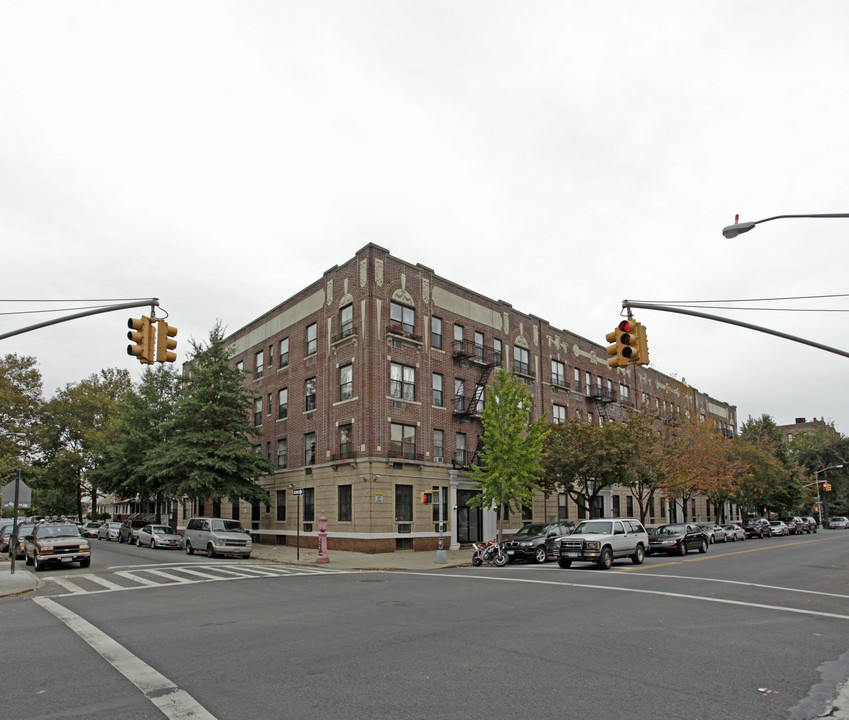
[149,322,272,508]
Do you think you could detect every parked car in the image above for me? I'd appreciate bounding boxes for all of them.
[97,521,122,541]
[829,516,849,529]
[722,524,746,542]
[697,523,727,544]
[554,518,648,569]
[11,522,37,559]
[137,524,182,549]
[780,516,806,535]
[183,517,253,558]
[802,516,818,533]
[501,521,575,563]
[80,521,101,538]
[647,523,708,556]
[23,523,91,571]
[119,519,151,544]
[742,518,771,538]
[769,520,789,536]
[0,523,14,553]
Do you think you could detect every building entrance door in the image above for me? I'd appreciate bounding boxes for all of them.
[456,489,482,544]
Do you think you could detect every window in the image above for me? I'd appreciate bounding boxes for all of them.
[612,495,621,517]
[338,424,353,459]
[627,496,634,516]
[587,412,593,425]
[276,439,287,469]
[390,363,416,401]
[338,484,352,522]
[235,360,244,374]
[276,490,286,521]
[433,429,444,463]
[339,364,353,401]
[278,388,288,419]
[474,384,485,413]
[432,373,444,407]
[551,360,566,386]
[305,377,316,411]
[558,493,569,520]
[455,432,466,465]
[585,371,592,395]
[255,350,264,379]
[279,338,289,368]
[390,302,415,336]
[513,346,530,375]
[620,384,630,403]
[454,378,465,411]
[453,324,464,352]
[574,368,581,393]
[395,484,413,522]
[340,305,353,338]
[431,316,443,350]
[475,331,485,362]
[267,393,272,415]
[493,338,503,367]
[306,323,317,356]
[553,404,567,423]
[253,398,262,426]
[390,423,417,459]
[304,488,315,522]
[304,432,316,465]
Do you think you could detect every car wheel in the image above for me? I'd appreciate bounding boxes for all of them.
[677,541,687,556]
[699,540,708,553]
[34,556,43,572]
[207,543,217,559]
[631,545,645,565]
[709,536,714,544]
[150,539,156,549]
[533,546,547,564]
[119,534,124,543]
[185,541,194,555]
[557,558,572,569]
[79,558,90,568]
[597,547,614,569]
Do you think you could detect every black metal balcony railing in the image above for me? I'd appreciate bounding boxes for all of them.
[453,396,483,415]
[388,444,422,461]
[512,361,534,379]
[454,449,468,466]
[587,387,616,403]
[387,323,420,341]
[331,326,358,344]
[332,446,357,462]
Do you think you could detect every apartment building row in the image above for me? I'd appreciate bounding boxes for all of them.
[181,244,738,553]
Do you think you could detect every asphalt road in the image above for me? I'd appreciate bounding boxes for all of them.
[3,532,849,720]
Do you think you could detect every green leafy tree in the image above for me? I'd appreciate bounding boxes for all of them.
[0,353,43,481]
[36,368,132,518]
[738,414,802,514]
[467,369,550,541]
[619,408,665,524]
[147,322,272,508]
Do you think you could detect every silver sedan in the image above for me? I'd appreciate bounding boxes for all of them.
[97,522,122,541]
[137,524,183,549]
[722,524,746,541]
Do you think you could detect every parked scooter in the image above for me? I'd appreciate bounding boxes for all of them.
[471,539,508,567]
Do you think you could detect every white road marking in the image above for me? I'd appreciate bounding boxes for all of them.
[396,572,849,622]
[33,597,217,720]
[114,570,161,586]
[81,573,126,591]
[47,576,86,594]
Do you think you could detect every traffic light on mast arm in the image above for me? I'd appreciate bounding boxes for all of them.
[127,316,155,365]
[605,318,650,367]
[823,483,832,492]
[156,319,178,363]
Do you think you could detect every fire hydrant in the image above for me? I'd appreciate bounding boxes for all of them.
[316,510,330,564]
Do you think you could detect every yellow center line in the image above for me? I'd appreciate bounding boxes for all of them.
[617,533,849,571]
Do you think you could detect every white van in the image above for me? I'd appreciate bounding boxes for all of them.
[183,517,253,559]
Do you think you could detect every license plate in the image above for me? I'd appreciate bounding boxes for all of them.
[62,557,73,562]
[565,552,580,558]
[507,550,514,555]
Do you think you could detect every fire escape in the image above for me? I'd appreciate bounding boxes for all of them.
[587,383,616,421]
[452,339,498,469]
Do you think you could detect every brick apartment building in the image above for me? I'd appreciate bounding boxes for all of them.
[183,244,738,553]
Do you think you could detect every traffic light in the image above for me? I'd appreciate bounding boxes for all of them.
[156,320,178,363]
[605,318,650,367]
[606,320,629,368]
[823,483,832,492]
[421,491,435,504]
[127,316,154,365]
[628,321,650,366]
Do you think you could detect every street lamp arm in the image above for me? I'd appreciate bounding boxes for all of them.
[722,213,849,239]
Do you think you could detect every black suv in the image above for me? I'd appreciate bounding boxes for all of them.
[742,518,771,538]
[501,521,575,563]
[119,519,151,544]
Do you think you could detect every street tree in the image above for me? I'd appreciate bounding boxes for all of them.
[619,408,665,524]
[146,322,273,509]
[466,368,550,541]
[0,353,43,481]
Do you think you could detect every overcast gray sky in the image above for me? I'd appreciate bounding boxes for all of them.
[2,1,848,434]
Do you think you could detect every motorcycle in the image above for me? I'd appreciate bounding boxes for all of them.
[471,539,508,567]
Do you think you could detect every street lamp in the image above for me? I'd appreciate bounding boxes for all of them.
[722,213,849,239]
[814,464,843,528]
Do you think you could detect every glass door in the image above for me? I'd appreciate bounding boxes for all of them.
[456,489,482,543]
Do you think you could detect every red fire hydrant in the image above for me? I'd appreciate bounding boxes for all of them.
[316,510,330,564]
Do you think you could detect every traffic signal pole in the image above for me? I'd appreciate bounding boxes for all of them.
[622,300,849,360]
[0,299,160,340]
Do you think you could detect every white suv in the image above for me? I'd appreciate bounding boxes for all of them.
[554,518,648,569]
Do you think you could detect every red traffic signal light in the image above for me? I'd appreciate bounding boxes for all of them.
[605,318,650,367]
[421,491,435,504]
[823,483,832,492]
[127,316,154,365]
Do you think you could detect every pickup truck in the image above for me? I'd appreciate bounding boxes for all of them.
[554,518,648,569]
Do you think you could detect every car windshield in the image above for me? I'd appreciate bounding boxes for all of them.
[152,526,169,534]
[574,521,612,535]
[770,521,781,526]
[650,525,684,536]
[210,520,246,533]
[722,525,735,531]
[513,524,548,537]
[39,525,81,538]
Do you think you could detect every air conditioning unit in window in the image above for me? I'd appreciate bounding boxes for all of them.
[391,400,403,410]
[434,457,444,463]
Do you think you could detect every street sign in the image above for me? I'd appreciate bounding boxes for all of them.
[292,488,304,496]
[1,479,31,509]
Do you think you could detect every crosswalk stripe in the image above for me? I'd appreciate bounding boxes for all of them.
[48,576,87,594]
[80,573,126,590]
[135,568,192,584]
[114,570,160,586]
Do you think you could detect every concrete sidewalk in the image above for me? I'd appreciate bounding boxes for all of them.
[1,545,472,598]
